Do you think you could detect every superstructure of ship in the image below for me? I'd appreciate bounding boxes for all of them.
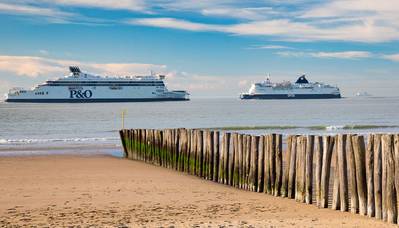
[5,66,189,102]
[240,75,341,99]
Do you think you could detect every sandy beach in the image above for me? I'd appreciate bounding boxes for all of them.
[0,154,394,227]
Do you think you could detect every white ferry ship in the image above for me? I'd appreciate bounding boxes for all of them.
[5,66,189,102]
[240,75,341,99]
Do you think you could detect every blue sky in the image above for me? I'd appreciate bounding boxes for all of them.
[0,0,399,97]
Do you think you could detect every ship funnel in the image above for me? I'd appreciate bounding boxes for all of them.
[69,66,81,74]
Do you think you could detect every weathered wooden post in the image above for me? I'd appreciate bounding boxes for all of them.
[305,135,314,204]
[296,136,306,203]
[258,135,265,193]
[281,135,292,198]
[196,130,204,177]
[346,134,359,214]
[213,131,220,182]
[208,131,214,180]
[382,134,397,223]
[337,134,348,211]
[270,134,276,195]
[228,133,236,186]
[332,142,340,210]
[288,135,297,199]
[275,134,283,196]
[219,132,229,184]
[190,130,197,175]
[238,134,244,188]
[366,134,375,217]
[264,135,271,194]
[233,133,240,187]
[320,136,334,208]
[242,134,248,189]
[394,135,399,224]
[203,130,209,179]
[119,130,127,158]
[249,135,259,191]
[373,134,383,220]
[314,136,323,207]
[245,135,251,190]
[353,135,367,216]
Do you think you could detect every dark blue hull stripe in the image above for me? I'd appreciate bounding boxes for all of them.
[241,94,341,99]
[5,98,189,103]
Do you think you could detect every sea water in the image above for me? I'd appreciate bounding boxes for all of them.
[1,97,398,155]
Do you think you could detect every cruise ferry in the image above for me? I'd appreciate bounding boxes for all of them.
[240,75,341,99]
[5,66,189,102]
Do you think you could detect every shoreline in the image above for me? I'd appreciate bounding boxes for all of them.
[0,154,394,227]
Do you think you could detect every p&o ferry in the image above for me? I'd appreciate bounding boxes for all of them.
[5,66,189,102]
[240,75,341,99]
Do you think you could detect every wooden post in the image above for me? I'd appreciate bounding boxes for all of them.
[332,144,340,210]
[281,135,292,198]
[374,134,383,219]
[347,135,359,214]
[245,135,251,190]
[314,136,323,207]
[185,129,191,173]
[191,130,197,175]
[258,135,265,193]
[157,130,162,166]
[204,130,209,178]
[213,131,220,182]
[337,134,348,211]
[264,135,271,194]
[228,133,235,186]
[305,135,315,204]
[394,135,399,224]
[249,136,259,191]
[233,133,240,187]
[270,134,276,195]
[238,134,244,188]
[366,134,375,217]
[353,135,367,216]
[320,136,335,208]
[295,136,306,203]
[219,132,226,183]
[208,131,214,180]
[382,134,397,223]
[196,130,204,177]
[288,135,297,199]
[275,134,283,197]
[224,133,231,184]
[119,130,127,158]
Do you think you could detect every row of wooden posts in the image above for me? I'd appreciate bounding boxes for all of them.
[119,128,399,224]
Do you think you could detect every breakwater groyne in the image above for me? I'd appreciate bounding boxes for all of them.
[119,128,399,224]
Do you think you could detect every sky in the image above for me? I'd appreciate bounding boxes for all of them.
[0,0,399,98]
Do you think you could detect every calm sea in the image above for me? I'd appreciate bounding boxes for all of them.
[1,97,398,155]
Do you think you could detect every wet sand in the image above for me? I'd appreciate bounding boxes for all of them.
[0,155,394,227]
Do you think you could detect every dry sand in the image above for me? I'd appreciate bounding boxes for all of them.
[0,155,395,227]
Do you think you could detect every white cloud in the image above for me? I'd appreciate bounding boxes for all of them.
[129,16,399,42]
[201,7,278,20]
[0,55,166,78]
[310,51,372,59]
[50,0,146,12]
[2,0,399,43]
[0,2,73,18]
[276,51,372,59]
[249,45,293,50]
[129,17,219,32]
[381,53,399,62]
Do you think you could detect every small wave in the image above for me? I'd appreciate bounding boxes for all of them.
[0,137,119,145]
[210,125,399,131]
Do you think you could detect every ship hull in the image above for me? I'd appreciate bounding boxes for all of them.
[240,93,341,99]
[5,97,189,103]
